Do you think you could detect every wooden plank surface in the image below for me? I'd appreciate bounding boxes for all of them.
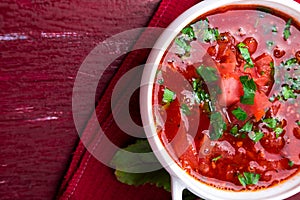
[0,0,160,199]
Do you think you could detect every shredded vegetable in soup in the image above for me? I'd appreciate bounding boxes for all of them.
[152,6,300,190]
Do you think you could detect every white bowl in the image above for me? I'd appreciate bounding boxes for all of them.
[140,0,300,199]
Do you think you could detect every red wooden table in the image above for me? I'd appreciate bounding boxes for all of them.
[1,0,300,199]
[0,1,160,199]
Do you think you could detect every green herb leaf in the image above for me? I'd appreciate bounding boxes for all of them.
[266,40,274,49]
[196,65,218,83]
[192,79,210,103]
[274,127,283,138]
[238,172,261,187]
[230,125,239,136]
[210,112,226,140]
[237,42,254,69]
[203,28,219,42]
[163,88,175,104]
[282,85,296,100]
[232,107,248,121]
[289,160,294,167]
[248,130,264,142]
[156,70,164,84]
[263,118,277,129]
[240,76,257,105]
[297,121,300,126]
[212,155,222,162]
[181,104,191,115]
[283,18,292,40]
[272,25,278,33]
[112,140,171,191]
[175,37,191,54]
[240,121,253,132]
[112,140,204,200]
[181,26,195,40]
[283,58,297,66]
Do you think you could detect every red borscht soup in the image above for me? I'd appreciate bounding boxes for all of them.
[152,6,300,191]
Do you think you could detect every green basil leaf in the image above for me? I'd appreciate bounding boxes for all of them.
[163,88,175,104]
[283,18,292,40]
[232,107,247,121]
[112,140,171,192]
[248,130,264,142]
[237,42,254,69]
[240,76,257,105]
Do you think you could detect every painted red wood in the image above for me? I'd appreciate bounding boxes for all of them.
[0,0,160,199]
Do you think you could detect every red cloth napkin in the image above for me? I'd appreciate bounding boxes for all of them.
[57,0,200,199]
[57,0,300,199]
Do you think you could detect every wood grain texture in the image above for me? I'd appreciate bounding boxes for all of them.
[0,0,160,199]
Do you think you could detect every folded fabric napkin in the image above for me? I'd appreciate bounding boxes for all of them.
[57,0,200,199]
[57,0,300,199]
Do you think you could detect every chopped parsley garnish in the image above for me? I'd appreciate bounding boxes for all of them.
[274,127,283,138]
[162,88,175,104]
[196,65,218,83]
[240,121,253,132]
[209,112,226,140]
[248,130,264,142]
[266,40,274,49]
[181,104,191,115]
[283,57,297,66]
[191,19,219,43]
[289,78,300,91]
[175,37,191,54]
[230,125,239,136]
[272,25,278,33]
[203,28,219,42]
[283,18,292,40]
[240,76,257,105]
[212,155,222,162]
[157,79,164,84]
[297,121,300,126]
[263,118,277,129]
[282,85,296,100]
[289,160,294,167]
[181,26,195,40]
[262,118,283,137]
[238,172,260,187]
[192,78,210,103]
[232,107,247,121]
[156,70,164,84]
[237,42,254,70]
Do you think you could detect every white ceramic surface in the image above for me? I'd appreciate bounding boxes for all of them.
[140,0,300,199]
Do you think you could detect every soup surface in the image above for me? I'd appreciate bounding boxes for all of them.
[152,7,300,190]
